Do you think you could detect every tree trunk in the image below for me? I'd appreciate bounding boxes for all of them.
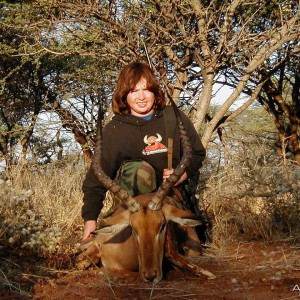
[52,102,93,161]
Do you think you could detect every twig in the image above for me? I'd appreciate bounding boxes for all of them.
[132,286,199,300]
[0,269,31,297]
[149,281,157,298]
[98,269,116,296]
[280,246,288,265]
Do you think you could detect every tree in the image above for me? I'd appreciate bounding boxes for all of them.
[1,0,300,166]
[27,0,299,159]
[0,1,117,168]
[258,48,300,161]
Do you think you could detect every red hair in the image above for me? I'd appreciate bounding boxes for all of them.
[112,62,166,115]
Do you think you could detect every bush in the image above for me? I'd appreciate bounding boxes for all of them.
[202,157,300,244]
[0,179,63,256]
[0,155,85,258]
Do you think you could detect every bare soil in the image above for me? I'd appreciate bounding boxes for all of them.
[1,241,300,300]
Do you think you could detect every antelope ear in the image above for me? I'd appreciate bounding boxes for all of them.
[96,223,129,235]
[98,209,131,228]
[162,204,202,227]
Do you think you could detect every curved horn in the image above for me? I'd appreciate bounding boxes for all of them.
[156,133,162,142]
[148,101,193,211]
[143,135,149,145]
[92,115,140,212]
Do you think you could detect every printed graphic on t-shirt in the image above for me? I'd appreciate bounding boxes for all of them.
[142,133,167,155]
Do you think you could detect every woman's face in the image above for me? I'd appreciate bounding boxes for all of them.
[126,78,155,117]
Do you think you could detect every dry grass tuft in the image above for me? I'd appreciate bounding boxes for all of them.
[0,155,86,258]
[200,158,300,248]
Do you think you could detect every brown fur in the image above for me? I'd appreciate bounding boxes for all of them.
[75,194,214,282]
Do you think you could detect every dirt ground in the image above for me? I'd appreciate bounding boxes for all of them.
[1,241,300,300]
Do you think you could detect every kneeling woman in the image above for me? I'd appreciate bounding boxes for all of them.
[81,62,206,241]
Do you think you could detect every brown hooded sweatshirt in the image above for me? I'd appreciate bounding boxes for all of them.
[82,107,206,222]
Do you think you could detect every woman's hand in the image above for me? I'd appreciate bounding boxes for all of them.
[163,168,188,186]
[82,220,97,241]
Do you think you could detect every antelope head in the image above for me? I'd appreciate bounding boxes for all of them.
[92,104,201,283]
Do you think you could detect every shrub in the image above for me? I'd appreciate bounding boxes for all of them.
[0,179,63,256]
[0,155,85,258]
[202,158,300,244]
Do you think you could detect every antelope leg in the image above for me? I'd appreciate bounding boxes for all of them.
[75,241,102,270]
[165,225,216,279]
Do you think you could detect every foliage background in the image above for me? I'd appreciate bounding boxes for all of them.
[0,0,299,296]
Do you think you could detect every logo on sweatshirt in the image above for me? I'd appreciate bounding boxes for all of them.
[142,133,167,155]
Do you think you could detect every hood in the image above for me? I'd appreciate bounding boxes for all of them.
[112,109,164,127]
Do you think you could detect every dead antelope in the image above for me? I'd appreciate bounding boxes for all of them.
[76,105,215,282]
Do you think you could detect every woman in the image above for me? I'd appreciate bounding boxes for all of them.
[82,62,206,241]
